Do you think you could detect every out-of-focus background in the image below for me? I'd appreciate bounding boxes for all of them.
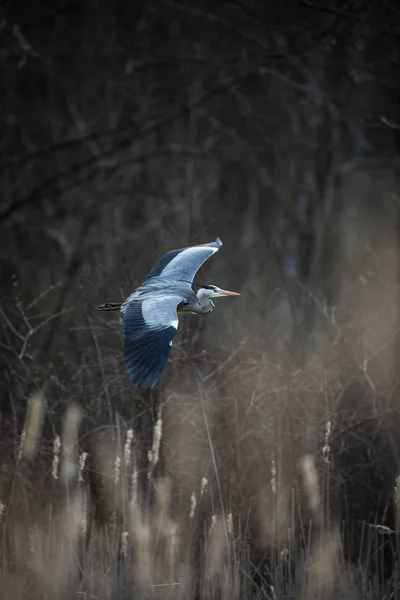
[1,1,400,598]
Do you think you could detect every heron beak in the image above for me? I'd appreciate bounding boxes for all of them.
[215,289,241,297]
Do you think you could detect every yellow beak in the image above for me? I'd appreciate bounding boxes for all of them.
[218,289,241,297]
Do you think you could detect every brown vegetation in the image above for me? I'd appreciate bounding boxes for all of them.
[1,0,400,597]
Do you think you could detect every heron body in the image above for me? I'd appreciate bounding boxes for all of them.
[97,237,240,388]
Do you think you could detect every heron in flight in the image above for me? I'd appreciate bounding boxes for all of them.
[97,237,240,388]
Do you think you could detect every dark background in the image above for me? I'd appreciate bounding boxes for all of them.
[2,0,400,392]
[2,1,400,598]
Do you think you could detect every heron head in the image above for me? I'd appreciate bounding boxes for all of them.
[199,285,241,299]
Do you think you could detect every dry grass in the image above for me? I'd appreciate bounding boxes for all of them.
[0,356,399,600]
[1,189,400,598]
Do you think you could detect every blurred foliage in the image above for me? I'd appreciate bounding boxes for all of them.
[1,0,400,596]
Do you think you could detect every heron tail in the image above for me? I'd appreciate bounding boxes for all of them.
[96,302,122,311]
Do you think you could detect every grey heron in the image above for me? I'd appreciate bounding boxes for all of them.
[97,237,240,388]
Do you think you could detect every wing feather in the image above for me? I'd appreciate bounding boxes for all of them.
[123,294,183,388]
[144,237,222,284]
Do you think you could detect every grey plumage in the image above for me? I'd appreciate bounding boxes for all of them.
[143,237,222,283]
[97,237,240,388]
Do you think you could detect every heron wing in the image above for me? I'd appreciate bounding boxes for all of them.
[144,237,222,284]
[122,293,184,388]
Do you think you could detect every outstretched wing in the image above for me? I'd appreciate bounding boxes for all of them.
[122,293,185,388]
[144,237,222,284]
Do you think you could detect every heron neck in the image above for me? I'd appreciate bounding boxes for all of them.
[196,289,214,313]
